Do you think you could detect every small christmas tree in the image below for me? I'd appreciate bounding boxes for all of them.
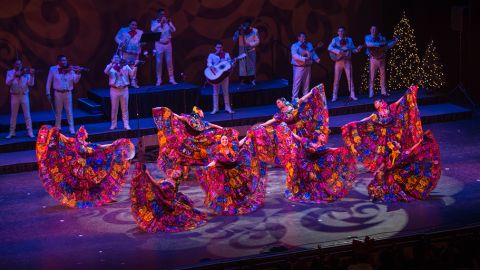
[360,58,382,93]
[387,12,421,90]
[418,40,446,90]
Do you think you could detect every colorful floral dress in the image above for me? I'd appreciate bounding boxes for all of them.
[273,83,329,141]
[368,130,441,202]
[342,86,441,201]
[282,136,357,203]
[195,141,267,215]
[130,163,207,233]
[35,125,135,208]
[341,85,423,172]
[244,84,329,166]
[152,107,238,174]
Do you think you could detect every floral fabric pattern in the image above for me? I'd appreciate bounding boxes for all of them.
[35,125,134,208]
[368,130,441,202]
[195,137,267,215]
[152,107,239,174]
[130,163,207,233]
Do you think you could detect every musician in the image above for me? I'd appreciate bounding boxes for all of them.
[104,54,138,130]
[365,25,398,98]
[46,55,82,134]
[328,26,361,101]
[5,59,35,139]
[151,8,177,86]
[115,19,143,88]
[207,41,234,114]
[233,19,260,86]
[291,32,320,99]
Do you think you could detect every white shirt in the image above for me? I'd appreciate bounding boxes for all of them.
[46,65,81,95]
[115,27,144,54]
[150,20,176,45]
[291,41,319,66]
[328,36,357,54]
[104,64,134,88]
[207,52,231,67]
[6,69,34,94]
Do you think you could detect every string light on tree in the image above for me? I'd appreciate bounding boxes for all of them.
[418,40,446,90]
[387,12,421,90]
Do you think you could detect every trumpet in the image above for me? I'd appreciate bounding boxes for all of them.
[15,68,38,75]
[119,59,145,67]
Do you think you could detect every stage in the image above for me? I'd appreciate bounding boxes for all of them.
[1,117,480,270]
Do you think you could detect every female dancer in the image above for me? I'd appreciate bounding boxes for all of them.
[260,84,328,140]
[280,131,357,203]
[196,135,267,215]
[243,84,328,166]
[368,131,441,202]
[342,85,441,201]
[153,106,237,181]
[36,125,134,208]
[130,163,207,233]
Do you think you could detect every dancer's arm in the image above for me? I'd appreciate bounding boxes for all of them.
[207,160,216,167]
[173,113,187,122]
[209,123,223,129]
[405,139,422,155]
[239,136,248,147]
[298,89,313,104]
[260,118,276,127]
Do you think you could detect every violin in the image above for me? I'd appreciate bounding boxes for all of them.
[60,65,90,73]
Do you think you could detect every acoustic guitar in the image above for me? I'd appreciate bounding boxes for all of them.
[204,53,246,84]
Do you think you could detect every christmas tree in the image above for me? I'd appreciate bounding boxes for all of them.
[418,40,446,89]
[387,12,421,90]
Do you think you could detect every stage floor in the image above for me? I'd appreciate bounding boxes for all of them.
[1,117,480,270]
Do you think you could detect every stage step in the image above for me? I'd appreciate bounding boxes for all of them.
[88,82,201,118]
[0,102,472,168]
[0,108,105,133]
[77,98,103,114]
[199,79,290,111]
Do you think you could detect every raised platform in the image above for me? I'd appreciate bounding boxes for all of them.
[198,79,290,111]
[0,108,104,132]
[87,82,200,119]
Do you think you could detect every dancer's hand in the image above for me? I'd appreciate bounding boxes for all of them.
[207,161,216,167]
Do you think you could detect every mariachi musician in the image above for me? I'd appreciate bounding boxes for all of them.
[115,19,143,88]
[365,25,398,98]
[328,26,362,101]
[5,59,35,138]
[46,55,84,134]
[233,18,260,86]
[291,32,321,100]
[206,41,235,114]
